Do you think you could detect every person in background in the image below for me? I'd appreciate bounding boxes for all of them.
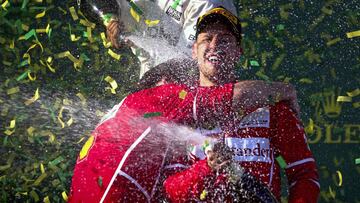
[163,7,320,203]
[79,0,238,78]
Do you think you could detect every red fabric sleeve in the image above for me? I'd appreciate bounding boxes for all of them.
[272,102,320,203]
[163,159,213,202]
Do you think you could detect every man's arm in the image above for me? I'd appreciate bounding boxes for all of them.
[233,80,300,115]
[272,102,320,203]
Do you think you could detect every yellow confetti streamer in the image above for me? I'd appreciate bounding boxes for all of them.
[326,37,341,46]
[347,88,360,97]
[9,39,14,49]
[79,135,95,160]
[23,53,31,64]
[100,32,111,48]
[8,119,16,129]
[67,117,74,126]
[35,10,46,18]
[76,92,87,105]
[55,51,83,69]
[179,90,187,99]
[329,186,336,199]
[145,19,160,27]
[21,24,29,31]
[77,137,85,144]
[36,28,46,33]
[62,191,68,201]
[2,0,9,10]
[336,170,343,186]
[24,88,40,105]
[107,49,121,60]
[43,196,50,203]
[71,34,81,41]
[27,71,36,81]
[33,172,47,186]
[336,96,352,102]
[346,30,360,38]
[40,163,45,174]
[7,87,20,95]
[27,126,35,136]
[86,26,94,42]
[104,76,118,94]
[299,78,313,84]
[130,8,141,23]
[69,6,79,21]
[58,107,66,128]
[79,19,96,29]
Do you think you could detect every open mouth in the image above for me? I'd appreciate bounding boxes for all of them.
[206,54,224,65]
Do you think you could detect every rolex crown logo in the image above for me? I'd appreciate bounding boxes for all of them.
[322,89,342,118]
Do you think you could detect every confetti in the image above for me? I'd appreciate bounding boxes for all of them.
[353,102,360,108]
[143,112,162,118]
[69,6,78,21]
[40,163,45,174]
[347,89,360,97]
[79,136,95,160]
[128,0,143,15]
[200,189,207,200]
[79,19,96,29]
[336,96,352,102]
[336,170,343,186]
[356,158,360,165]
[179,90,187,99]
[35,10,46,18]
[98,176,103,188]
[55,51,83,69]
[276,156,287,169]
[130,7,141,23]
[43,196,50,203]
[104,75,118,94]
[145,19,160,27]
[24,88,40,105]
[326,38,341,46]
[7,87,20,95]
[107,49,121,60]
[33,172,47,186]
[2,0,9,10]
[62,191,68,201]
[328,186,336,199]
[346,30,360,38]
[250,60,260,66]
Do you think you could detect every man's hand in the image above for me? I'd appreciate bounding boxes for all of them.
[106,19,122,48]
[233,80,300,116]
[205,142,233,172]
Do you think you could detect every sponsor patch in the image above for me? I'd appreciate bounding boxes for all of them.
[239,107,270,128]
[226,137,272,163]
[166,7,182,21]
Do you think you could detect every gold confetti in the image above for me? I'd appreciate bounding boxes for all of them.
[27,127,35,136]
[43,196,50,203]
[104,75,118,94]
[336,96,352,102]
[24,88,40,105]
[326,37,341,46]
[55,51,83,69]
[130,8,140,22]
[100,32,111,48]
[71,34,81,41]
[145,19,160,27]
[336,170,343,186]
[35,10,46,18]
[79,135,95,160]
[79,19,96,29]
[69,6,79,21]
[62,191,68,201]
[347,88,360,97]
[329,186,336,199]
[7,87,20,95]
[346,30,360,38]
[179,90,187,99]
[27,71,36,81]
[40,163,45,174]
[1,0,9,10]
[353,102,360,108]
[107,49,121,60]
[33,173,47,186]
[57,107,66,128]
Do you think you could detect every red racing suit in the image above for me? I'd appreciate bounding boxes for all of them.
[69,83,233,202]
[164,95,320,203]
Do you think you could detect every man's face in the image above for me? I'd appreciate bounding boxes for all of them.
[192,22,242,86]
